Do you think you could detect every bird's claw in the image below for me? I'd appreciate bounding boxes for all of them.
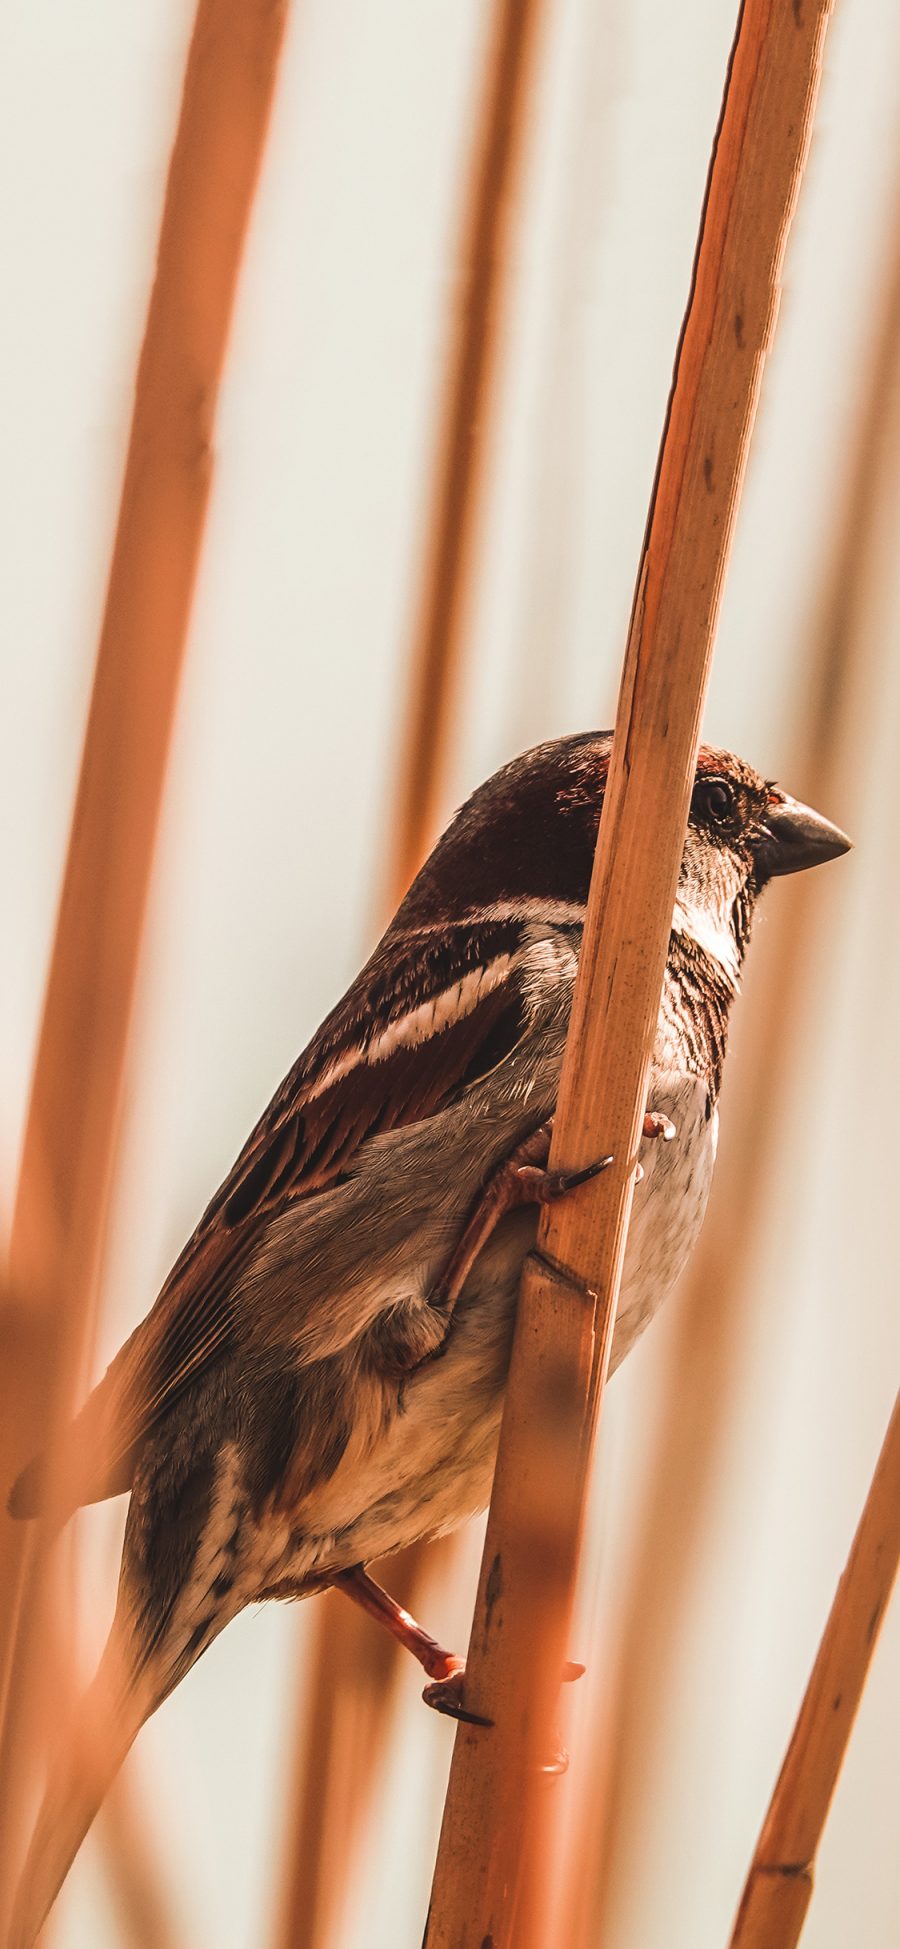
[422,1655,585,1745]
[516,1153,614,1203]
[643,1111,676,1141]
[422,1669,493,1727]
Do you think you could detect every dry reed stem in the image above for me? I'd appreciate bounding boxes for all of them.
[0,0,287,1930]
[273,1544,430,1949]
[425,2,835,1943]
[274,10,544,1942]
[573,154,900,1948]
[39,1601,183,1949]
[729,1389,900,1948]
[386,0,546,905]
[92,1770,182,1949]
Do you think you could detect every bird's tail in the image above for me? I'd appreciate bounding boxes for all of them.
[8,1624,157,1949]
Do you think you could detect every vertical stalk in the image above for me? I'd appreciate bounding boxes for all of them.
[386,0,546,904]
[575,153,900,1949]
[425,1,836,1942]
[274,10,545,1944]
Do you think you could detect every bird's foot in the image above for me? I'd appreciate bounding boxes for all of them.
[422,1663,493,1728]
[510,1144,615,1211]
[424,1123,613,1348]
[422,1657,585,1772]
[642,1111,676,1141]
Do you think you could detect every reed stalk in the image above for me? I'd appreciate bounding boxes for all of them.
[274,1544,431,1949]
[729,1390,900,1949]
[573,143,900,1949]
[274,10,545,1943]
[424,1,836,1942]
[0,0,287,1931]
[386,0,546,905]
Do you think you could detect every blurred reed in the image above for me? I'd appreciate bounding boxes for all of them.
[575,145,900,1949]
[273,1541,430,1949]
[383,0,547,909]
[729,1387,900,1949]
[273,9,546,1946]
[0,0,287,1936]
[39,1606,180,1949]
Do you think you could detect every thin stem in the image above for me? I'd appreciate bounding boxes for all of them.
[0,0,287,1933]
[573,144,900,1949]
[385,0,546,905]
[729,1391,900,1949]
[425,1,837,1942]
[274,10,545,1942]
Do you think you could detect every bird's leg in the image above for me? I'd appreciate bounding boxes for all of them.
[425,1119,613,1343]
[332,1565,584,1761]
[332,1564,490,1726]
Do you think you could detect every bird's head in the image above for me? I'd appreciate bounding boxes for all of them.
[401,732,851,983]
[675,743,852,979]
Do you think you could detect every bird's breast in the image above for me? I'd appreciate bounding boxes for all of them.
[613,1071,717,1367]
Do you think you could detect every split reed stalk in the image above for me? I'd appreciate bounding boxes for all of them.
[424,2,836,1943]
[274,9,544,1943]
[573,146,900,1949]
[0,0,287,1930]
[729,1390,900,1949]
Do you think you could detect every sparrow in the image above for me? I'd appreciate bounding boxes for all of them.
[6,732,850,1944]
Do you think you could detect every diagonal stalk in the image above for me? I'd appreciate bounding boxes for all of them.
[0,0,288,1932]
[424,1,838,1942]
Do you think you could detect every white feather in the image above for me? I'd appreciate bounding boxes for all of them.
[305,954,515,1101]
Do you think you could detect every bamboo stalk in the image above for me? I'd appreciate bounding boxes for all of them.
[729,1390,900,1949]
[273,11,545,1943]
[424,3,836,1943]
[573,146,900,1949]
[0,0,287,1930]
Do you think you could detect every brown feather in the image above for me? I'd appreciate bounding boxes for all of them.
[12,926,533,1518]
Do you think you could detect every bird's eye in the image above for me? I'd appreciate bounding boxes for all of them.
[693,778,735,825]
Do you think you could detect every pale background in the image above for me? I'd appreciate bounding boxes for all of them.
[2,2,899,1945]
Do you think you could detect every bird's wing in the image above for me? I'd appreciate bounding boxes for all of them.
[10,916,536,1517]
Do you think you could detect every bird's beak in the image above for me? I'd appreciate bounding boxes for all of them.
[755,791,853,879]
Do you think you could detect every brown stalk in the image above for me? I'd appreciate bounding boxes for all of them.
[40,1603,183,1949]
[0,0,287,1929]
[729,1390,900,1948]
[273,1543,433,1949]
[273,9,545,1944]
[424,2,836,1943]
[574,147,900,1948]
[385,0,546,907]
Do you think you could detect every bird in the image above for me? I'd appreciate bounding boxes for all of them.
[6,731,850,1944]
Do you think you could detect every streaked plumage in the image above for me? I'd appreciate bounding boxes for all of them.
[6,731,850,1945]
